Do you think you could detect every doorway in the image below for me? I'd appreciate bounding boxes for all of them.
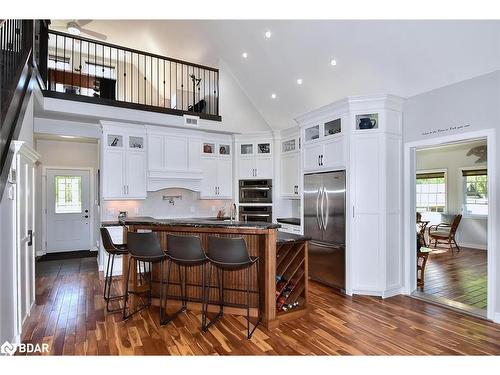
[404,130,497,322]
[45,168,92,252]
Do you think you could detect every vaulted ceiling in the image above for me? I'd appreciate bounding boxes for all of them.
[50,20,500,130]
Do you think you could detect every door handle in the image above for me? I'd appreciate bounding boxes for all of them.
[27,230,33,246]
[320,186,325,230]
[320,154,324,166]
[318,155,320,166]
[323,187,329,230]
[316,187,323,230]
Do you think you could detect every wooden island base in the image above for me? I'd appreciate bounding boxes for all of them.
[121,218,309,329]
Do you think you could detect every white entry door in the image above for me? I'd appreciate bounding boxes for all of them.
[46,169,91,252]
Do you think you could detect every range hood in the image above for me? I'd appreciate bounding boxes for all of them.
[147,170,202,192]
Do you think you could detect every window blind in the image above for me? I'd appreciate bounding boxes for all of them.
[462,169,487,177]
[416,172,445,179]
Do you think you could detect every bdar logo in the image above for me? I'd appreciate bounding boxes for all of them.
[1,341,16,356]
[1,341,49,355]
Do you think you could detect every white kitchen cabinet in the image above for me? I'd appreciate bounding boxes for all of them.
[101,122,147,200]
[126,151,147,198]
[303,117,345,173]
[280,152,300,198]
[236,139,273,179]
[200,137,233,199]
[349,100,403,297]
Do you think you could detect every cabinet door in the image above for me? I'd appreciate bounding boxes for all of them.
[200,157,218,198]
[281,152,300,198]
[188,139,202,171]
[147,134,164,170]
[255,156,273,178]
[126,151,147,199]
[217,158,233,198]
[164,137,188,171]
[322,137,345,169]
[303,143,323,172]
[239,157,255,179]
[103,148,126,199]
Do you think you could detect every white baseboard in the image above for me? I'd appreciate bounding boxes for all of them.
[494,312,500,324]
[382,287,403,299]
[351,289,382,297]
[458,242,487,250]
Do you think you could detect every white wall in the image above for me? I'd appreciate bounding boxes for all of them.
[34,139,100,254]
[0,91,34,343]
[218,60,271,133]
[404,70,500,318]
[416,141,487,249]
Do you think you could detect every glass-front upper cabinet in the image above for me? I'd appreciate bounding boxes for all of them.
[257,142,271,154]
[129,136,145,149]
[218,144,231,156]
[107,134,123,148]
[240,143,254,155]
[282,139,297,153]
[304,117,342,144]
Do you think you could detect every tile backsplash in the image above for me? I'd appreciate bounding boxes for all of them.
[101,188,233,221]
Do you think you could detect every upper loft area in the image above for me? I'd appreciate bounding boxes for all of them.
[39,21,221,122]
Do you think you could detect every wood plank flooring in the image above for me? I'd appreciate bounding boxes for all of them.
[420,246,487,310]
[20,257,500,355]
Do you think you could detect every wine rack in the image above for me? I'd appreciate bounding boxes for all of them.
[275,240,308,316]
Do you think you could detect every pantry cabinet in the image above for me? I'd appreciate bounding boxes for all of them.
[280,133,301,199]
[101,122,147,200]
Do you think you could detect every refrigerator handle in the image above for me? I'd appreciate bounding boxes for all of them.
[323,187,329,231]
[316,187,323,230]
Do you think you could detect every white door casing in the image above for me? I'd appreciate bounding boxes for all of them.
[46,168,91,252]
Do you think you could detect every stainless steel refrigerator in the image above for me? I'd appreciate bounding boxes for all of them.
[304,170,346,290]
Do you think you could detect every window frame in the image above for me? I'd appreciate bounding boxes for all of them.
[460,166,488,219]
[415,168,448,214]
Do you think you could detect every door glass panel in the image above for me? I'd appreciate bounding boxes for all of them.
[203,143,215,154]
[55,176,82,213]
[324,118,341,136]
[282,139,296,152]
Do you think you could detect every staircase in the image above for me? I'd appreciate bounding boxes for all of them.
[0,20,36,199]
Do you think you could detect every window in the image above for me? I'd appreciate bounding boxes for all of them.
[416,171,446,213]
[55,176,82,214]
[462,169,488,216]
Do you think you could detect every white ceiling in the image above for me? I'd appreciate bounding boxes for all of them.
[51,20,500,130]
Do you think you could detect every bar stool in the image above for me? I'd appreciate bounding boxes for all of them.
[122,232,168,321]
[100,227,128,313]
[202,236,261,339]
[160,234,208,326]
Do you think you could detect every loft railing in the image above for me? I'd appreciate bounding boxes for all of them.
[0,19,35,198]
[43,30,221,121]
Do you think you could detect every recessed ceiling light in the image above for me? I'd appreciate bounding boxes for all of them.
[330,59,337,66]
[271,93,277,99]
[296,78,303,85]
[242,52,248,59]
[265,30,272,38]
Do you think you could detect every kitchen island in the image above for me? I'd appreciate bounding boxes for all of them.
[120,217,309,329]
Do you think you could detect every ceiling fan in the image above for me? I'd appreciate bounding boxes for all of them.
[50,20,107,41]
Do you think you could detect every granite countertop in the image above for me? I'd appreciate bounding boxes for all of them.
[276,232,311,245]
[118,216,281,230]
[276,217,301,226]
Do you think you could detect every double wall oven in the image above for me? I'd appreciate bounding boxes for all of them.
[238,179,272,222]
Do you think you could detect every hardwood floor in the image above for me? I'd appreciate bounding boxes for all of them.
[420,246,487,310]
[20,257,500,355]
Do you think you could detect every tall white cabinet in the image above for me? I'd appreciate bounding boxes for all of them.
[349,96,403,297]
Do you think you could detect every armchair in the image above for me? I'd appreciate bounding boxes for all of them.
[428,214,462,253]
